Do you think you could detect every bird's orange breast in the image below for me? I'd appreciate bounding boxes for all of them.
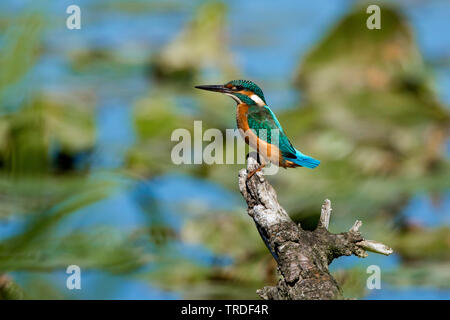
[236,103,293,167]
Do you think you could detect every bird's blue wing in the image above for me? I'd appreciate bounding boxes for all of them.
[247,105,297,159]
[247,105,320,168]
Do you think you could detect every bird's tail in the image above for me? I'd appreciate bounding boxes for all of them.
[290,151,320,169]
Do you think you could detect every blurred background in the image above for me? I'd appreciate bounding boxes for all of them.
[0,0,449,300]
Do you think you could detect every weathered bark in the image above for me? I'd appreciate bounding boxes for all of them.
[239,153,393,300]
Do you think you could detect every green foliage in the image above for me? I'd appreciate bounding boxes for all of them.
[0,178,140,271]
[0,12,143,298]
[0,14,42,104]
[392,227,450,261]
[150,1,237,83]
[384,262,450,288]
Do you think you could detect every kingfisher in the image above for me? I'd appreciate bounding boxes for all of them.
[195,80,320,178]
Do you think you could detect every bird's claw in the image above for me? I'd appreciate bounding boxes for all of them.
[246,165,265,180]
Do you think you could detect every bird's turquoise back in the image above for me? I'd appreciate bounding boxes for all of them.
[247,105,320,168]
[247,105,298,159]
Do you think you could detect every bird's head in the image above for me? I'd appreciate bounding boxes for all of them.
[195,80,266,106]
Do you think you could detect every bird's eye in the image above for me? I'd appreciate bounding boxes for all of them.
[235,85,243,91]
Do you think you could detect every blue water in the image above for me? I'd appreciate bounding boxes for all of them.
[366,285,450,300]
[402,192,450,227]
[1,0,449,299]
[11,270,180,300]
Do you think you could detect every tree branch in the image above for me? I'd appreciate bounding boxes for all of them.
[238,152,393,300]
[318,199,332,230]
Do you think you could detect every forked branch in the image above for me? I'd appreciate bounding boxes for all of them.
[238,152,393,300]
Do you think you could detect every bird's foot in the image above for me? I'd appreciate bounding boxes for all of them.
[247,164,265,180]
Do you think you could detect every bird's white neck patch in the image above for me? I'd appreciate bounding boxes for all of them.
[250,94,265,106]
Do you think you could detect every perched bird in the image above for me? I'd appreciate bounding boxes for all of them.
[195,80,320,178]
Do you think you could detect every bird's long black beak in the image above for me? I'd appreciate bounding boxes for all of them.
[195,84,231,93]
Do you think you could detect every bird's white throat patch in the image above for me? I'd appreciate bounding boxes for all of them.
[225,93,242,104]
[224,93,265,106]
